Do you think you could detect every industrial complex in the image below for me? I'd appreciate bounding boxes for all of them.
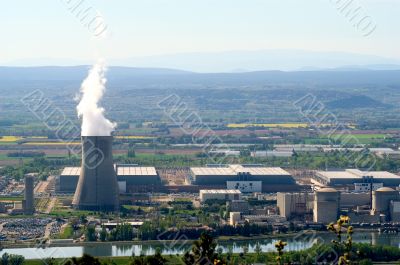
[16,134,400,230]
[313,169,400,186]
[277,187,400,224]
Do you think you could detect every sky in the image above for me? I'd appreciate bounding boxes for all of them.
[1,0,399,66]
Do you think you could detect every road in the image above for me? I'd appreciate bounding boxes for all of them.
[45,197,57,214]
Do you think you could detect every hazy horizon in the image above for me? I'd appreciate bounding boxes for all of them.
[2,0,400,72]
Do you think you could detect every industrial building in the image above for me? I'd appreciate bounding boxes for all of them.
[199,189,241,202]
[227,200,251,214]
[116,165,160,193]
[57,165,161,194]
[191,165,297,192]
[278,187,400,224]
[371,187,400,220]
[313,169,400,187]
[57,167,80,193]
[226,181,262,193]
[277,192,313,220]
[313,188,340,223]
[22,175,34,215]
[230,212,241,226]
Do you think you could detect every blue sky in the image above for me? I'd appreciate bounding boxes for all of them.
[1,0,399,65]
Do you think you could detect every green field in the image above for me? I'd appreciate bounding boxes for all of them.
[306,133,390,145]
[0,196,23,202]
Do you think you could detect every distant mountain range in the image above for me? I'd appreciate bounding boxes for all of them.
[3,50,400,72]
[1,66,400,89]
[326,95,391,109]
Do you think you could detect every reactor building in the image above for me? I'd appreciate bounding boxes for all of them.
[313,188,340,223]
[278,187,400,224]
[371,187,400,220]
[72,136,120,211]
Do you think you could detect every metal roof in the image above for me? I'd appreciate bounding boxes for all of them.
[191,167,236,176]
[116,167,157,176]
[316,169,400,180]
[191,164,291,176]
[60,167,81,176]
[199,189,241,194]
[60,166,157,176]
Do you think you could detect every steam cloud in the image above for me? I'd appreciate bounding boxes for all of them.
[77,60,116,136]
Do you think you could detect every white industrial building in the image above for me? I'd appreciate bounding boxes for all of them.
[57,165,160,193]
[313,169,400,187]
[190,164,295,186]
[251,151,293,158]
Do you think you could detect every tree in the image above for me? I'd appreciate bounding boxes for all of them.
[85,225,97,242]
[275,240,287,265]
[254,242,263,262]
[327,215,356,265]
[0,253,25,265]
[182,233,224,265]
[65,254,101,265]
[127,148,136,158]
[99,226,107,242]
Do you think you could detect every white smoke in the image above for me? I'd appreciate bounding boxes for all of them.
[77,60,116,136]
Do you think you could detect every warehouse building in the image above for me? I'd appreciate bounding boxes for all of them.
[199,189,241,203]
[191,165,296,192]
[313,169,400,187]
[116,165,160,193]
[56,167,80,193]
[56,165,161,194]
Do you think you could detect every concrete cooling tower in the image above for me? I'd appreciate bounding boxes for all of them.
[72,136,119,211]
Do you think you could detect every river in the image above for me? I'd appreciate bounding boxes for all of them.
[0,231,399,260]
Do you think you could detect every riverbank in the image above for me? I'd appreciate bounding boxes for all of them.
[0,228,381,249]
[0,230,324,249]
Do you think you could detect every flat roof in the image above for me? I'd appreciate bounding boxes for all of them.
[116,167,157,176]
[60,167,81,176]
[191,164,291,176]
[60,166,157,176]
[103,221,144,226]
[191,167,236,176]
[316,169,400,180]
[200,189,241,194]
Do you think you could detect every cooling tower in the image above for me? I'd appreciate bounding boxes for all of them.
[72,136,119,211]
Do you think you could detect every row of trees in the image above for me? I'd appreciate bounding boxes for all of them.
[85,223,135,242]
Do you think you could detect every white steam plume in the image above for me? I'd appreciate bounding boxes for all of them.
[77,60,116,136]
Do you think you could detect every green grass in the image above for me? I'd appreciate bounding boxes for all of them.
[49,209,96,218]
[0,154,32,161]
[0,196,23,201]
[56,224,74,239]
[306,133,391,145]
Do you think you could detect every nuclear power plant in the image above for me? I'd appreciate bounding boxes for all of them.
[278,187,400,224]
[72,136,120,211]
